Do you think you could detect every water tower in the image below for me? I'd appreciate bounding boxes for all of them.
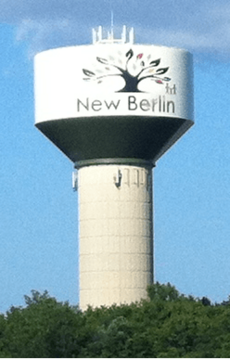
[34,26,194,310]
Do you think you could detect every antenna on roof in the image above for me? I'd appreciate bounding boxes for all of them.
[111,10,114,39]
[92,25,135,44]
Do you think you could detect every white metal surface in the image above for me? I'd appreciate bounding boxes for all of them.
[78,164,153,309]
[34,44,194,123]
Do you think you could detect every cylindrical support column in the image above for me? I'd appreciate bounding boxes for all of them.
[78,164,153,310]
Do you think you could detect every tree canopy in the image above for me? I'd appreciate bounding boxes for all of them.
[1,283,230,357]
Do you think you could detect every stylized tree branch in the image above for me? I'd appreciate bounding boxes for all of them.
[96,57,125,75]
[137,74,171,85]
[83,56,127,83]
[83,72,124,83]
[137,67,171,86]
[136,59,161,79]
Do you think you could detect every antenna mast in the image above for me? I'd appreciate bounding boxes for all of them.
[111,10,114,39]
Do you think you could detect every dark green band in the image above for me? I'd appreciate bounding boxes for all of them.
[74,158,155,169]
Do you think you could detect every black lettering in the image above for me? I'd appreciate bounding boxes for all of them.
[92,100,102,111]
[128,96,137,110]
[77,98,89,111]
[163,96,166,112]
[105,100,121,110]
[167,101,175,113]
[140,99,150,111]
[151,99,157,112]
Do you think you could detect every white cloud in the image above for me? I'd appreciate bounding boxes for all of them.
[1,0,230,60]
[15,18,81,57]
[137,26,230,54]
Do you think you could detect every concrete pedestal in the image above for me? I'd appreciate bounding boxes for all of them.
[78,164,153,310]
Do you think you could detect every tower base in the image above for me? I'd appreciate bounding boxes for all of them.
[78,163,153,310]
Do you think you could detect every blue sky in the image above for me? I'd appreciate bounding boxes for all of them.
[1,0,230,312]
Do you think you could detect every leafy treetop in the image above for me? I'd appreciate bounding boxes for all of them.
[1,283,230,358]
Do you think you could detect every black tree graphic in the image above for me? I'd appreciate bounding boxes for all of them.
[83,49,171,93]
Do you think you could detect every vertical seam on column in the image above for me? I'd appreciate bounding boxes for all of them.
[119,168,121,304]
[150,169,154,284]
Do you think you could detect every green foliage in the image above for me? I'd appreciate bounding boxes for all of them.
[1,284,230,357]
[2,291,84,358]
[147,281,180,301]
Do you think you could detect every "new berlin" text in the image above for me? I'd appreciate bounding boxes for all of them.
[77,95,175,114]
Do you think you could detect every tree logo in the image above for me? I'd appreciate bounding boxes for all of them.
[82,48,171,93]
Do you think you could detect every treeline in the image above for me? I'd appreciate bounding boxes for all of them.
[1,283,230,357]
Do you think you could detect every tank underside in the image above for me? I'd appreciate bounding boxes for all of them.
[36,116,193,166]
